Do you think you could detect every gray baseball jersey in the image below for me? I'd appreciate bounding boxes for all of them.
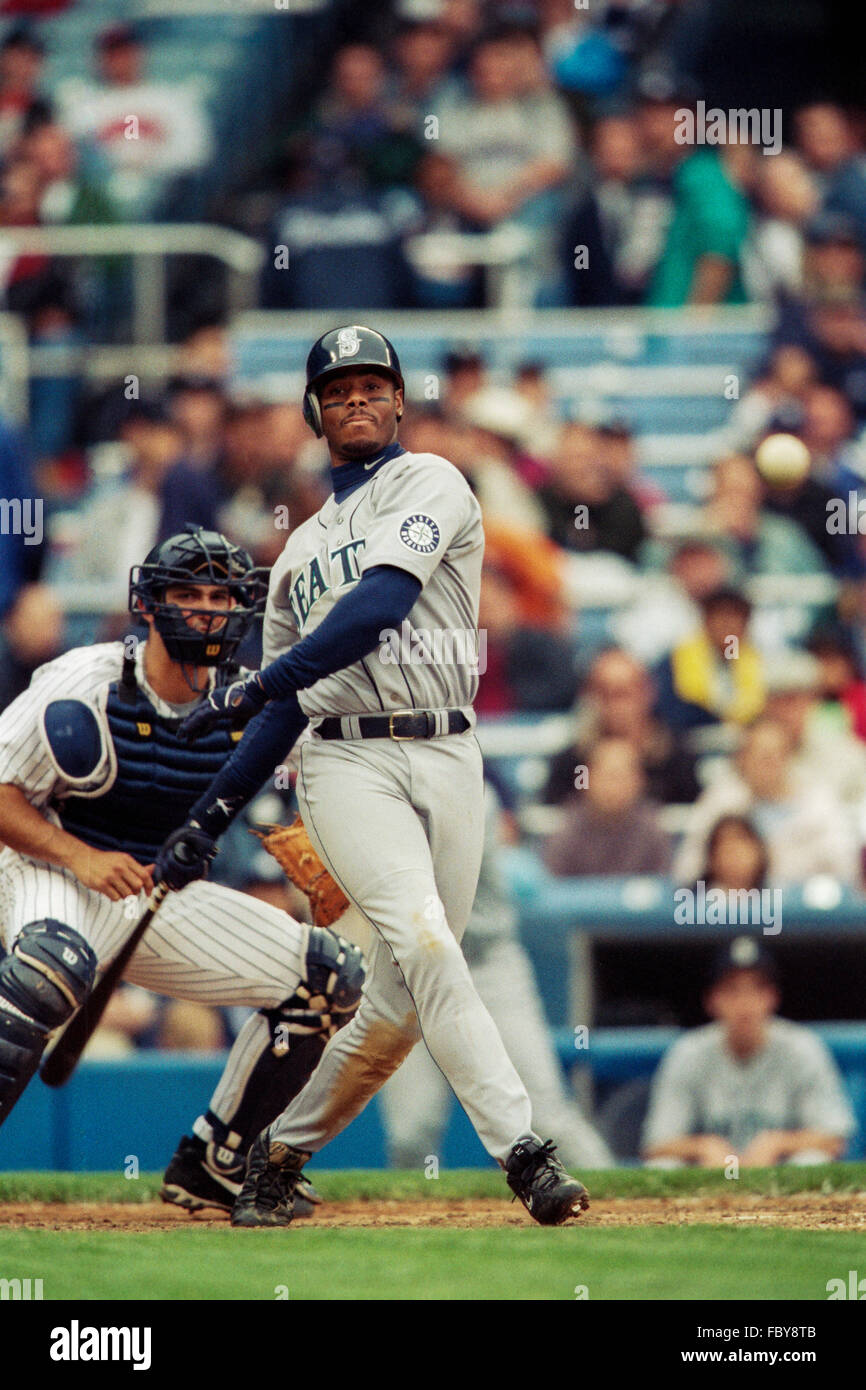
[264,449,484,718]
[642,1019,856,1153]
[261,444,536,1163]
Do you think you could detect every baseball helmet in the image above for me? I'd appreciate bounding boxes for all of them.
[129,525,268,667]
[302,325,404,437]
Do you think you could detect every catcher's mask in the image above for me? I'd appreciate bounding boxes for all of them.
[129,525,268,668]
[302,324,404,438]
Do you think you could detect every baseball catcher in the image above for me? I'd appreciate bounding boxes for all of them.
[0,526,364,1216]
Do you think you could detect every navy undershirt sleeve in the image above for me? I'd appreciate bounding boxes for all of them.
[188,692,307,837]
[188,564,422,838]
[258,563,422,700]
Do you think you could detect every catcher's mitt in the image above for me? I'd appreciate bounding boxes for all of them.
[249,816,349,928]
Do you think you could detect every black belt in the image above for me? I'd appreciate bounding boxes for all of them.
[315,710,471,741]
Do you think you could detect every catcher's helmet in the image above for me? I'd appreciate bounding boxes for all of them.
[129,525,268,667]
[302,325,403,437]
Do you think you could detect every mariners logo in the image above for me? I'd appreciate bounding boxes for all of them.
[336,326,361,358]
[399,514,440,554]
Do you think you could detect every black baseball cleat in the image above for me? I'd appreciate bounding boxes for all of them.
[161,1134,320,1219]
[231,1131,310,1228]
[505,1135,590,1226]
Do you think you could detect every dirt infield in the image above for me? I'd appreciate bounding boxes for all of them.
[1,1193,863,1231]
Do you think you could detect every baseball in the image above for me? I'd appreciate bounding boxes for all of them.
[754,432,811,486]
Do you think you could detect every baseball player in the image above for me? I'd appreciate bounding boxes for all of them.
[0,526,364,1215]
[156,325,590,1226]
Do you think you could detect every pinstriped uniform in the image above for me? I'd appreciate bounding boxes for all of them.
[0,641,310,1129]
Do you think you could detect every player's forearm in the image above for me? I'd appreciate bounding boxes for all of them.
[0,782,89,872]
[188,693,308,838]
[643,1135,728,1164]
[259,564,422,701]
[772,1130,845,1160]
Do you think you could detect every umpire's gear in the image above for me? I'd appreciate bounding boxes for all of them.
[303,325,403,437]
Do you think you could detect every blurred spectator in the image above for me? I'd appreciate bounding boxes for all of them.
[614,537,732,666]
[380,780,614,1170]
[702,453,830,577]
[24,119,116,227]
[540,0,630,100]
[57,23,214,220]
[544,647,700,808]
[543,735,672,877]
[157,1000,226,1052]
[590,113,671,304]
[459,385,552,528]
[653,586,765,732]
[672,716,860,887]
[699,814,769,894]
[432,25,577,302]
[598,417,665,510]
[301,43,419,194]
[807,628,866,744]
[388,18,462,129]
[648,146,753,307]
[60,399,185,606]
[751,419,866,579]
[441,345,487,413]
[721,345,817,452]
[804,213,865,297]
[0,582,64,710]
[0,24,49,160]
[166,375,226,472]
[778,283,866,423]
[84,985,158,1059]
[763,648,866,815]
[642,937,855,1167]
[160,400,282,562]
[801,383,866,484]
[741,151,819,302]
[404,150,485,307]
[794,103,866,251]
[475,553,575,715]
[538,420,647,561]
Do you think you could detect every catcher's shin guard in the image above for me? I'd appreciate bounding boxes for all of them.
[175,931,363,1205]
[0,920,97,1127]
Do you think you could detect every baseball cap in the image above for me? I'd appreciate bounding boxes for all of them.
[708,937,778,988]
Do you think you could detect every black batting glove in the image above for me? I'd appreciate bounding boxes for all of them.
[178,673,267,743]
[154,823,217,890]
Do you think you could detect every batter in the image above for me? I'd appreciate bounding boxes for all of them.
[157,326,590,1226]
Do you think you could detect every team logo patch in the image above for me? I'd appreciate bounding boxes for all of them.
[399,514,440,554]
[336,326,361,359]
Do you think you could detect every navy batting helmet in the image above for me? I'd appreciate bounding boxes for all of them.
[129,525,268,667]
[302,325,404,437]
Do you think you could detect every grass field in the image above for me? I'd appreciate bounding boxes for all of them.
[0,1165,863,1301]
